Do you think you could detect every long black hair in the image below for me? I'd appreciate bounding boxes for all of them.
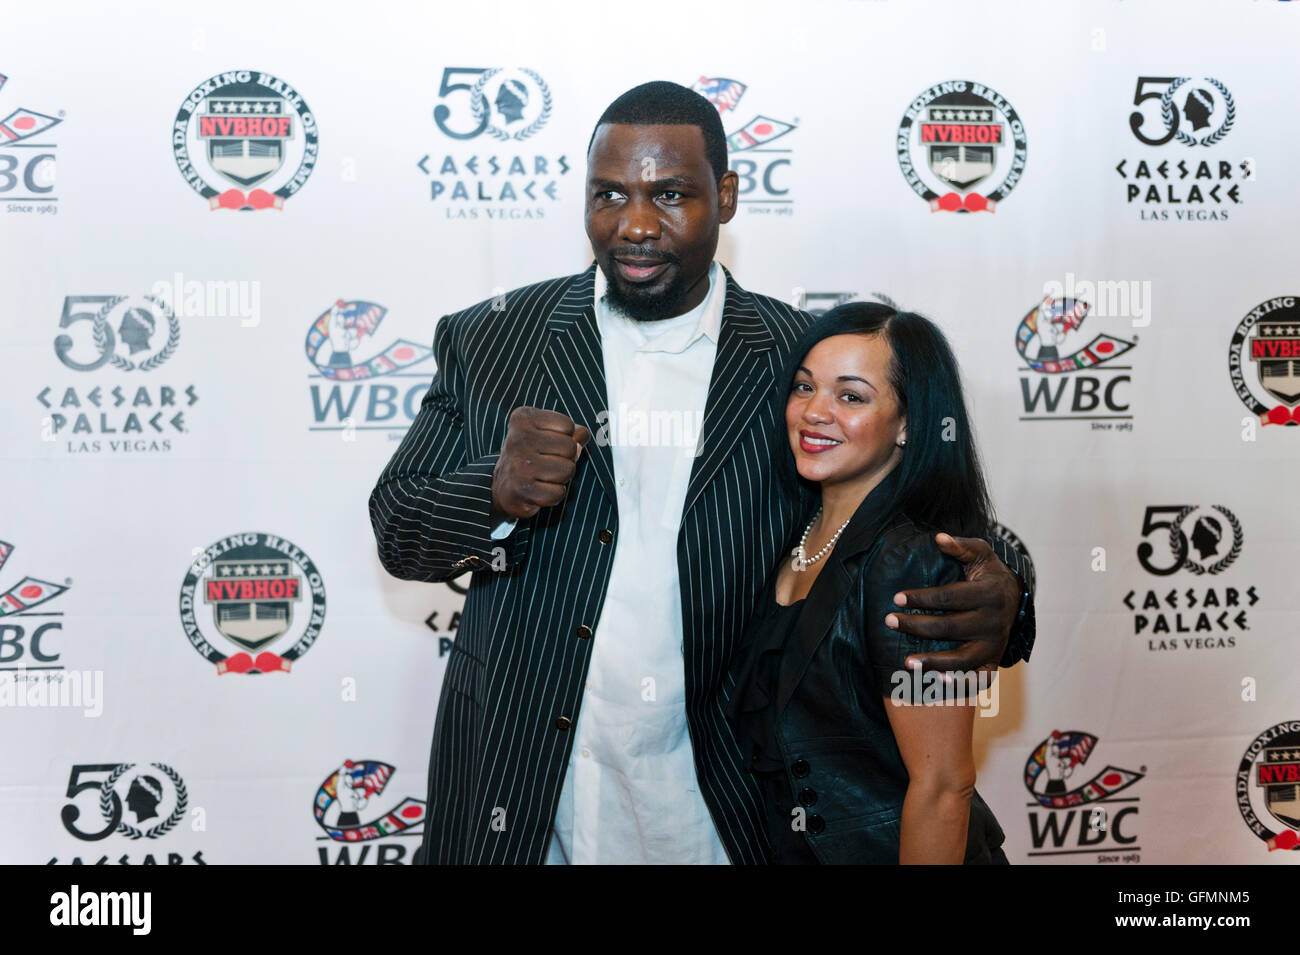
[775,302,993,537]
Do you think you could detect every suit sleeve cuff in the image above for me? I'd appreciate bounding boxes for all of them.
[443,452,529,575]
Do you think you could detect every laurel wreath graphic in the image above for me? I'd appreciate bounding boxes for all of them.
[1160,77,1235,148]
[470,68,553,142]
[99,762,189,840]
[91,295,180,372]
[1171,504,1242,576]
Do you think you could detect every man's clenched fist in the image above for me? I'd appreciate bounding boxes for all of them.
[490,407,590,520]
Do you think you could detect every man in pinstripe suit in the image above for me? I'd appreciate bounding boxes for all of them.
[369,82,1034,864]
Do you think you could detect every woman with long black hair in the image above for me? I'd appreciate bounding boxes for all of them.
[724,302,1008,864]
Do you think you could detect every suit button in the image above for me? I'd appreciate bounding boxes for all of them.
[807,813,826,834]
[555,716,572,731]
[798,788,818,807]
[575,625,593,640]
[597,528,613,545]
[792,759,810,779]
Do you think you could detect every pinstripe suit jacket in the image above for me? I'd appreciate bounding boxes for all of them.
[369,264,1034,865]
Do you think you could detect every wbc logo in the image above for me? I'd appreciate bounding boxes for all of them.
[0,71,63,209]
[1023,730,1146,861]
[0,540,66,617]
[314,759,428,865]
[305,300,432,381]
[692,75,797,209]
[1016,296,1138,424]
[305,299,435,436]
[0,72,61,144]
[314,760,427,842]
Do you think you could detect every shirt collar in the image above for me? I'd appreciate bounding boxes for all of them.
[594,261,723,353]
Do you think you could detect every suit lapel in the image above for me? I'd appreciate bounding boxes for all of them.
[540,265,616,505]
[680,267,778,525]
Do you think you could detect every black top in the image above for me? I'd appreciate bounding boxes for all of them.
[725,470,1006,864]
[733,586,820,864]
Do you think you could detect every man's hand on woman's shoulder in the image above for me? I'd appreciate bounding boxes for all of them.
[887,533,1022,672]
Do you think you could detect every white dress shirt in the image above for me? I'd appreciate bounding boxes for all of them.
[493,262,729,864]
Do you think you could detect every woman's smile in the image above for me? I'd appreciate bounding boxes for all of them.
[798,429,843,453]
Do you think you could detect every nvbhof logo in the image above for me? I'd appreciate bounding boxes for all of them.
[1024,730,1145,862]
[1229,295,1300,427]
[179,533,325,675]
[1237,721,1300,852]
[897,79,1027,213]
[172,70,318,211]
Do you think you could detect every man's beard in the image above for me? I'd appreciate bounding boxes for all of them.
[598,252,691,322]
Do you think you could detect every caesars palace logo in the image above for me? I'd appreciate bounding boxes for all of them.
[1126,503,1257,653]
[897,79,1027,213]
[1118,76,1249,222]
[420,67,567,220]
[179,533,326,675]
[1230,295,1300,427]
[38,294,200,454]
[50,762,206,865]
[173,70,318,211]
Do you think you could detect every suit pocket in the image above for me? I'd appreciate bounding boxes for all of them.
[814,812,903,864]
[443,642,485,704]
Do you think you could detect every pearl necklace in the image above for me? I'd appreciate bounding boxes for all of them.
[790,507,852,572]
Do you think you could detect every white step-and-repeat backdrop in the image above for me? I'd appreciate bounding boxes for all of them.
[2,0,1297,864]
